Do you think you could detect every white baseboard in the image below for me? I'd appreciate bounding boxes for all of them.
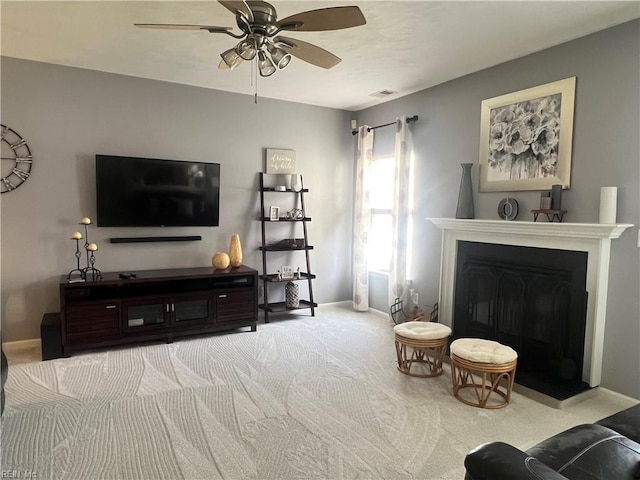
[598,387,640,403]
[319,300,389,318]
[318,301,390,319]
[318,300,352,308]
[3,338,41,352]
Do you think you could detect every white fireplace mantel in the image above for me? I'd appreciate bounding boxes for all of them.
[428,218,633,387]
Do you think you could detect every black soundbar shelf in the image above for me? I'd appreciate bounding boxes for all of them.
[110,236,202,244]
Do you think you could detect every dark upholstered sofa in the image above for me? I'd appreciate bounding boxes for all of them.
[464,403,640,480]
[1,346,7,414]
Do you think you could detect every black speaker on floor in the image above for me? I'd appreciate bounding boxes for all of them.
[41,312,63,360]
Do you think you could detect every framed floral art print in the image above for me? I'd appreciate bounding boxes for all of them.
[479,77,576,192]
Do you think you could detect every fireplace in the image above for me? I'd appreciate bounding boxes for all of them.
[454,241,588,399]
[429,218,632,393]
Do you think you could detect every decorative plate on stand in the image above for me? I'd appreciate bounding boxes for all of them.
[498,198,519,221]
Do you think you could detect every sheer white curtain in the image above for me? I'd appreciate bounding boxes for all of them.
[353,126,374,311]
[389,116,414,307]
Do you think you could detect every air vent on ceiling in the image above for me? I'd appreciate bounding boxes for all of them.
[370,89,397,98]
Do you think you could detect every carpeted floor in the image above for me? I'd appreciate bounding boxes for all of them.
[1,304,636,479]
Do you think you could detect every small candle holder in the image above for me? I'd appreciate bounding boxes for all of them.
[82,243,102,281]
[67,232,85,282]
[80,218,92,278]
[68,217,102,282]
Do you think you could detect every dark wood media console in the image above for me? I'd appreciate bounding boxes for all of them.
[59,265,258,356]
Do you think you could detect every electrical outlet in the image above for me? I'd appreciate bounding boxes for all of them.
[637,228,640,248]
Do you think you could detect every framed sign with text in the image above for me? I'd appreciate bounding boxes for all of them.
[265,148,296,174]
[280,265,294,279]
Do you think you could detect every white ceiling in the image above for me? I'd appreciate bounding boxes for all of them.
[1,1,639,111]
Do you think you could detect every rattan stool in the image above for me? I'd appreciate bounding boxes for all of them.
[393,321,452,377]
[450,338,518,409]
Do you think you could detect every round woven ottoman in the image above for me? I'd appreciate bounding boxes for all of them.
[393,321,452,377]
[450,338,518,409]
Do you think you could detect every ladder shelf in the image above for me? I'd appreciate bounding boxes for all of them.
[258,172,316,323]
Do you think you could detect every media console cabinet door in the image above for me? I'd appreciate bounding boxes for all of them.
[172,295,212,325]
[122,297,170,332]
[64,300,120,346]
[215,288,256,323]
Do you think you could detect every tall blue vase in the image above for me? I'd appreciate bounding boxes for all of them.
[456,163,475,219]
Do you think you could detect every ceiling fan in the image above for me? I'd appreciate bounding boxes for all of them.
[135,1,366,77]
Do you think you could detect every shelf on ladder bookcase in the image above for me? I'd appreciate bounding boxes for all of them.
[258,172,316,323]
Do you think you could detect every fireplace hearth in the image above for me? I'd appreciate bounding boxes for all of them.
[454,241,589,399]
[429,218,632,392]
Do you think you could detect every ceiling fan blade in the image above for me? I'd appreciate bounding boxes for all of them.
[275,36,341,69]
[135,24,231,33]
[276,6,365,32]
[218,1,254,23]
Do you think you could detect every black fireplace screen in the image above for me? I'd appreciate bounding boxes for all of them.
[454,241,588,399]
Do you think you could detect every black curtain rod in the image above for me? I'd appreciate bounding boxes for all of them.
[351,115,418,136]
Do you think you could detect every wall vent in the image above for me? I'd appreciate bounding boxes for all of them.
[370,89,397,97]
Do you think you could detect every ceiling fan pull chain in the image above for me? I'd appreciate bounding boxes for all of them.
[251,55,255,87]
[254,57,259,104]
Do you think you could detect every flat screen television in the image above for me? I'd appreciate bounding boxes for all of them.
[96,155,220,227]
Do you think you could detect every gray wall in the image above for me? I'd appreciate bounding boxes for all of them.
[1,57,354,342]
[2,20,638,399]
[357,20,640,398]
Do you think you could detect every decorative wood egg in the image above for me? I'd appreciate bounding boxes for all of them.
[212,252,230,270]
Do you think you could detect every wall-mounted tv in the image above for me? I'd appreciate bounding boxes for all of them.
[96,155,220,227]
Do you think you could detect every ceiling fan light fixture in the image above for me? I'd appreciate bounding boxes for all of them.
[236,38,258,60]
[258,51,276,77]
[137,3,367,77]
[267,44,292,69]
[221,48,242,69]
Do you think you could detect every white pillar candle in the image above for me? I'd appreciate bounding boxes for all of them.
[71,231,83,240]
[599,186,617,224]
[80,217,92,225]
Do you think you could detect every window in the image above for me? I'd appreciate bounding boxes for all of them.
[367,154,415,275]
[368,156,394,272]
